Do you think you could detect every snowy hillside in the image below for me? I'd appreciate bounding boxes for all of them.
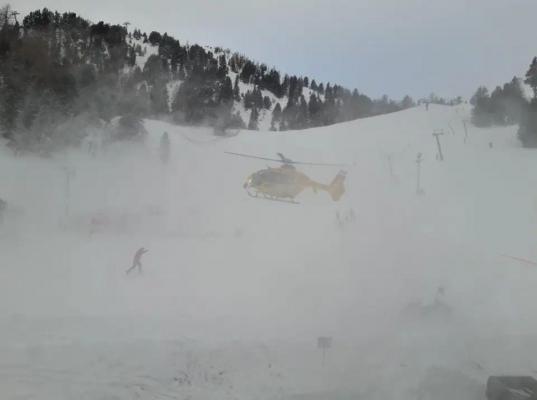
[1,104,536,399]
[125,35,322,130]
[2,9,427,153]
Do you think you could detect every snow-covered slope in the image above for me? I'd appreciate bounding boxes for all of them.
[125,38,315,130]
[1,104,535,399]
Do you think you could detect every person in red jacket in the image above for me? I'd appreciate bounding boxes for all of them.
[126,247,148,275]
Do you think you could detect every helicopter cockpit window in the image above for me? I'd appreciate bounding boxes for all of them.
[253,171,271,184]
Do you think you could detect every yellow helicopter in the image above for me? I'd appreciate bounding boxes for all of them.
[225,152,347,204]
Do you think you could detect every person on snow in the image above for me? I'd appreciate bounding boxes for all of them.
[126,247,148,274]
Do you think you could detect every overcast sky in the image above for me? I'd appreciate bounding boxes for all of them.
[15,0,537,100]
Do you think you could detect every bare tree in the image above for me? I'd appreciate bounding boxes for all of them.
[0,4,12,29]
[0,4,17,29]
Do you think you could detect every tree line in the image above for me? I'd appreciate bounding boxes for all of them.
[0,5,428,153]
[470,56,537,147]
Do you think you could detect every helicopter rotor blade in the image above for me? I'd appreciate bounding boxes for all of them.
[277,152,294,164]
[225,152,286,163]
[224,151,348,167]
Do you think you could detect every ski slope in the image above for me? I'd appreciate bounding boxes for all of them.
[1,104,536,399]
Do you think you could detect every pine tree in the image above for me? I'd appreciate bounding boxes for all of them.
[150,81,169,115]
[470,86,489,106]
[248,107,259,130]
[233,75,241,101]
[518,100,537,147]
[471,86,492,126]
[0,75,23,140]
[297,95,308,128]
[20,89,40,130]
[148,31,161,45]
[489,86,506,125]
[219,76,233,103]
[518,58,537,147]
[143,54,164,84]
[263,96,272,110]
[502,77,526,124]
[525,57,537,98]
[217,54,228,79]
[401,95,415,109]
[325,83,332,100]
[281,75,290,97]
[308,94,321,125]
[128,46,136,66]
[243,90,253,109]
[288,76,298,102]
[240,60,256,83]
[254,87,263,109]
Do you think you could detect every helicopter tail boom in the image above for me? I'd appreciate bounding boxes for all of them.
[326,170,347,201]
[310,170,346,201]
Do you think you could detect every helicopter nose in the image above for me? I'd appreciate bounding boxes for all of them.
[243,182,248,189]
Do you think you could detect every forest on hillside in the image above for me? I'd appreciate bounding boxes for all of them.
[0,5,460,153]
[470,57,537,147]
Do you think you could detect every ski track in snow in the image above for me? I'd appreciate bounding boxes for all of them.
[1,104,537,399]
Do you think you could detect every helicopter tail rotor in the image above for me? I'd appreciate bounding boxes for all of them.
[327,170,347,201]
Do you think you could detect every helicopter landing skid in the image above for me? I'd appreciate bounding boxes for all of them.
[247,191,299,204]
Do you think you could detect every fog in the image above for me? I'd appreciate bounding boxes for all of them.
[2,106,537,398]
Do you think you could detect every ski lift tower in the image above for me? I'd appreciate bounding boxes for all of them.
[432,130,445,161]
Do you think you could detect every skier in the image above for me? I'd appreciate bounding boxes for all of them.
[126,247,148,275]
